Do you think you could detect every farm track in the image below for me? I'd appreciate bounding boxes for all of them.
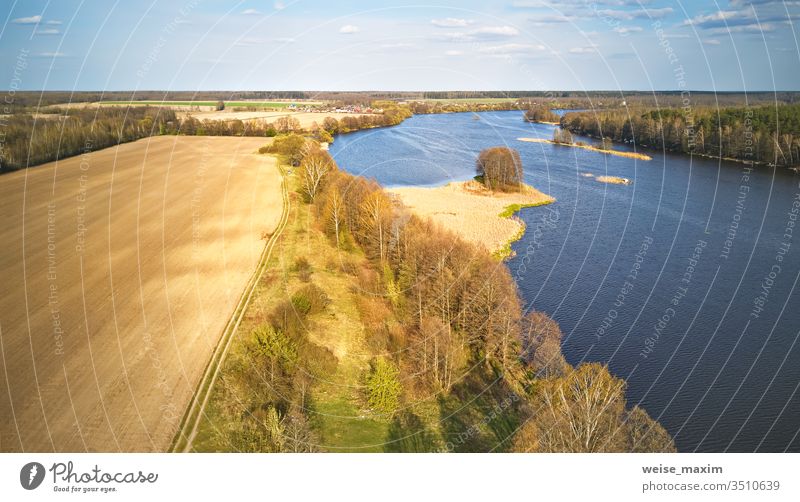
[170,166,289,453]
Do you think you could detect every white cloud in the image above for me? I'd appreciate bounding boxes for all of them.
[12,15,42,25]
[613,26,643,34]
[444,50,463,56]
[683,5,796,32]
[473,26,519,37]
[241,9,261,15]
[381,43,414,49]
[431,18,474,28]
[274,37,296,43]
[274,1,286,9]
[722,23,777,33]
[34,28,60,36]
[45,20,62,25]
[704,39,721,45]
[339,24,359,34]
[529,14,579,26]
[479,43,546,54]
[435,25,521,43]
[598,7,673,20]
[440,32,474,42]
[569,46,597,54]
[36,52,65,58]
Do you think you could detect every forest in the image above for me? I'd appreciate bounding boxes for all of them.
[559,104,800,167]
[201,135,676,453]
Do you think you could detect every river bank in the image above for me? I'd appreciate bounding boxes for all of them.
[388,179,555,259]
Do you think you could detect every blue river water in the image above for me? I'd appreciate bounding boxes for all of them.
[329,110,800,452]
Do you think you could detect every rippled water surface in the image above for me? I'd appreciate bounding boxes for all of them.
[329,110,800,452]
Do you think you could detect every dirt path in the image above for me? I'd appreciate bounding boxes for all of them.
[0,136,281,452]
[173,163,289,452]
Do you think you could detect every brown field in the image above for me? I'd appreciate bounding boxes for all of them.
[181,110,377,129]
[0,136,283,452]
[48,102,218,111]
[389,180,554,255]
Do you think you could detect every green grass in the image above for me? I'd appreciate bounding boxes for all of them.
[494,195,555,260]
[311,396,389,452]
[498,200,553,219]
[492,224,526,260]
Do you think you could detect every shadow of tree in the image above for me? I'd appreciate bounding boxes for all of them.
[384,410,437,452]
[435,364,522,452]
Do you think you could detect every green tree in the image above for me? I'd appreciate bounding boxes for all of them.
[260,133,307,166]
[366,358,401,416]
[251,325,297,384]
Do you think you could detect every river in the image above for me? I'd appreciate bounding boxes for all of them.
[329,110,800,452]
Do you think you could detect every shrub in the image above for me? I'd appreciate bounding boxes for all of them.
[299,340,338,377]
[293,256,312,282]
[292,283,330,315]
[357,296,392,352]
[290,294,312,316]
[269,300,306,338]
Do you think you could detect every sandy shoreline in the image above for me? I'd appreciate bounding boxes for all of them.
[389,180,555,258]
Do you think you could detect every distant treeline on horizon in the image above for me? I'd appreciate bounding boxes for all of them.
[4,90,799,109]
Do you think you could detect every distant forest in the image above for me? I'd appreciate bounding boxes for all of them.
[559,104,800,167]
[5,90,799,110]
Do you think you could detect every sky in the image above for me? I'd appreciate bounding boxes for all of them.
[1,0,798,92]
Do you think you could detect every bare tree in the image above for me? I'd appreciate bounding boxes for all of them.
[300,148,336,202]
[476,147,523,191]
[521,311,568,377]
[514,363,626,452]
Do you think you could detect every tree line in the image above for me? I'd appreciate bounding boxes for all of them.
[559,104,800,167]
[0,106,177,172]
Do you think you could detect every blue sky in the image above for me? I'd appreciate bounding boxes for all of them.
[1,0,798,91]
